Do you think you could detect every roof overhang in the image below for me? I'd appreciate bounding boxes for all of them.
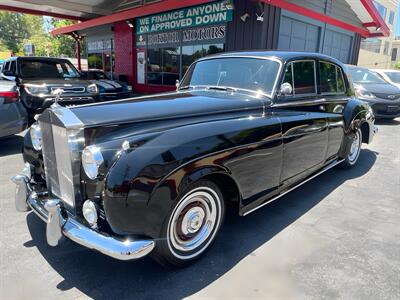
[263,0,390,38]
[50,0,214,36]
[0,0,389,38]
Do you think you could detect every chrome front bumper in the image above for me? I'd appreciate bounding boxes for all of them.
[11,174,155,261]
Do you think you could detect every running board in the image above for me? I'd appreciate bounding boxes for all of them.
[243,159,345,216]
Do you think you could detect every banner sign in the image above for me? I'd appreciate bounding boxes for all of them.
[136,1,233,34]
[136,24,226,47]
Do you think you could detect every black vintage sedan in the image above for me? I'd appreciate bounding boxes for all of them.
[13,51,376,267]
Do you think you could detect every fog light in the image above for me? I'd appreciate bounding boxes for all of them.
[82,200,98,227]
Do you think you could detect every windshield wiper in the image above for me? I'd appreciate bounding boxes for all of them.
[207,86,237,93]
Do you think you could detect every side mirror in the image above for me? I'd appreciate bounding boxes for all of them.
[279,82,293,96]
[175,79,180,89]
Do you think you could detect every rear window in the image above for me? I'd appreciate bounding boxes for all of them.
[319,62,345,94]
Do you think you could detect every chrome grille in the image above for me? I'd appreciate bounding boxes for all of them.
[40,121,75,207]
[51,86,85,93]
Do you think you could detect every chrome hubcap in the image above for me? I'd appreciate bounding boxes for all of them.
[348,130,361,163]
[168,187,221,258]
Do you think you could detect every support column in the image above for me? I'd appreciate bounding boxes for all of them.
[70,32,83,71]
[76,38,81,70]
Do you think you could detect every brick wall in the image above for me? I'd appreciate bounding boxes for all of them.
[113,21,134,86]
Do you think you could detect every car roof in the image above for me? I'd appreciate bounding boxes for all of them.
[5,56,70,63]
[345,64,371,71]
[372,69,400,73]
[200,50,344,65]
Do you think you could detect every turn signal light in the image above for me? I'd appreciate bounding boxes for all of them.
[0,91,19,104]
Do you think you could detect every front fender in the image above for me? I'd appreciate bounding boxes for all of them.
[102,113,279,237]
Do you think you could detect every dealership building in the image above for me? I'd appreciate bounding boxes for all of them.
[1,0,390,93]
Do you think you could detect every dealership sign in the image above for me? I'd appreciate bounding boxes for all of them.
[136,1,233,34]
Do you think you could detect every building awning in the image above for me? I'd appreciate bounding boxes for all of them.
[263,0,389,37]
[0,0,390,38]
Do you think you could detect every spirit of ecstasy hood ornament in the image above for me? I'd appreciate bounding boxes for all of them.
[51,88,64,107]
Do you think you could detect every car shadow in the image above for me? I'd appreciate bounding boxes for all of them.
[25,149,377,299]
[0,135,23,157]
[375,118,400,126]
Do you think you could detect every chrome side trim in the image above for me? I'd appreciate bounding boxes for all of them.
[243,159,345,216]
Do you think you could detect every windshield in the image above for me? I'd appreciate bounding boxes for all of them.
[84,71,109,80]
[384,71,400,84]
[180,57,281,96]
[348,67,386,84]
[19,60,80,79]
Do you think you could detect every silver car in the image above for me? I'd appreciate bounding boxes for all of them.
[0,79,28,138]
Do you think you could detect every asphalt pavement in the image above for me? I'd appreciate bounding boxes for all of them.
[0,119,399,299]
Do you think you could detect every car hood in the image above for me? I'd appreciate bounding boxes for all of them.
[355,83,400,94]
[21,78,92,86]
[90,79,125,90]
[70,90,265,127]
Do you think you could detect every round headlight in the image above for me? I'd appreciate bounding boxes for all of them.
[82,200,98,227]
[82,145,104,179]
[87,83,98,94]
[30,123,42,151]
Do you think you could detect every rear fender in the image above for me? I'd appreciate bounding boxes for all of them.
[339,98,375,157]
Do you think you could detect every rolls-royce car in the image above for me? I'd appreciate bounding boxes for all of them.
[346,65,400,119]
[13,52,376,267]
[1,57,100,123]
[80,70,133,101]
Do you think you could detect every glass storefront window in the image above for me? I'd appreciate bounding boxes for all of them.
[147,48,162,84]
[146,43,224,86]
[88,53,103,69]
[163,47,180,85]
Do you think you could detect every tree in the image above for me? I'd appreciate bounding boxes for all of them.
[50,19,78,57]
[0,12,30,53]
[394,61,400,70]
[0,12,82,58]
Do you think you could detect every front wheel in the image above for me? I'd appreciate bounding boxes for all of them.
[340,127,362,169]
[152,180,225,267]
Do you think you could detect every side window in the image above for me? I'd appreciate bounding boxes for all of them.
[319,62,345,94]
[282,63,294,96]
[292,61,316,95]
[9,61,16,74]
[4,61,10,71]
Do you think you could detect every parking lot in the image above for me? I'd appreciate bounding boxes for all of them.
[0,119,399,299]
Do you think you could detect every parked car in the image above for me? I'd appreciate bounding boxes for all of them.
[80,70,133,101]
[0,79,27,138]
[13,52,376,267]
[346,65,400,119]
[1,57,100,123]
[373,69,400,89]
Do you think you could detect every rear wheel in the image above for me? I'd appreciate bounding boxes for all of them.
[152,180,225,267]
[341,128,362,169]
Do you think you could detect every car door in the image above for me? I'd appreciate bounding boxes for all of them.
[317,60,347,160]
[273,59,329,188]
